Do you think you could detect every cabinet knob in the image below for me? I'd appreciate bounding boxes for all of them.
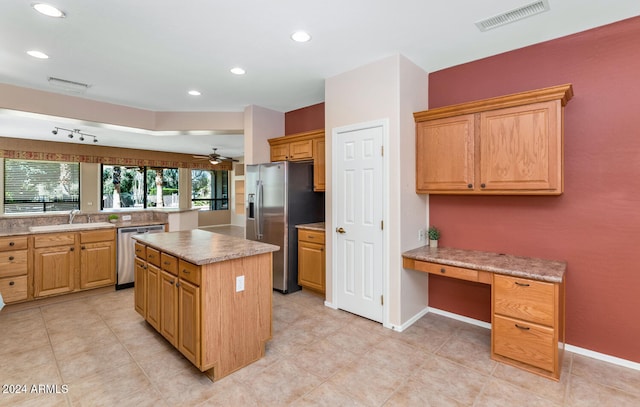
[9,241,15,246]
[480,183,486,188]
[9,280,15,286]
[8,256,14,261]
[170,280,175,285]
[440,268,446,274]
[70,247,74,252]
[176,282,180,287]
[467,184,473,189]
[81,246,86,250]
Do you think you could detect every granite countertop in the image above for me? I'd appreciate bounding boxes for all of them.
[0,220,166,237]
[402,246,566,283]
[133,229,280,265]
[295,222,325,232]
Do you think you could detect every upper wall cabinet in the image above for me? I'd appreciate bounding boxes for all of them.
[414,84,573,195]
[268,129,325,191]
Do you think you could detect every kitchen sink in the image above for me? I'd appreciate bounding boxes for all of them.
[29,222,115,233]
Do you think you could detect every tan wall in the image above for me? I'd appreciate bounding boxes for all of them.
[198,209,231,226]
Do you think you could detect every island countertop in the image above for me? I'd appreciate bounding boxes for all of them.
[402,246,566,283]
[132,229,280,265]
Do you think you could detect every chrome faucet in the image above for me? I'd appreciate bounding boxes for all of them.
[69,209,80,224]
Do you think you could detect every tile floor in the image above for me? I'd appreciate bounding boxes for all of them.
[1,288,639,406]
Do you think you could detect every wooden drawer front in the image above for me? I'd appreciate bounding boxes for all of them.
[289,140,313,160]
[179,260,201,286]
[134,242,146,259]
[0,250,28,278]
[34,233,75,248]
[0,275,28,303]
[494,275,555,326]
[298,229,325,244]
[161,253,178,275]
[414,261,478,282]
[0,236,28,251]
[493,315,555,372]
[80,229,115,243]
[146,247,161,267]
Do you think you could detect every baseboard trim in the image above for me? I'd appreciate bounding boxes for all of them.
[427,307,640,372]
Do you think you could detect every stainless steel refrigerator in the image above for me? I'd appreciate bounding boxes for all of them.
[246,161,324,293]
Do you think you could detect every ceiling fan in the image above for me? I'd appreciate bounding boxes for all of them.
[193,148,239,165]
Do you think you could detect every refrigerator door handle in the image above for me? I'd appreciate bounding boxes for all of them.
[256,179,264,239]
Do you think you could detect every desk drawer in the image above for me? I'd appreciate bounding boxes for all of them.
[179,260,201,286]
[493,315,555,372]
[493,274,555,326]
[0,250,28,278]
[134,242,146,259]
[413,261,478,282]
[0,275,28,303]
[298,229,325,244]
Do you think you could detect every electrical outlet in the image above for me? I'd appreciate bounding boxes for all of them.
[122,214,132,221]
[418,229,426,241]
[236,275,245,292]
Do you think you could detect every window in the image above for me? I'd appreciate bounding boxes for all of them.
[4,159,80,214]
[101,165,179,209]
[191,170,228,210]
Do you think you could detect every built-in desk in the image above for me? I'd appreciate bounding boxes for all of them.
[402,246,566,381]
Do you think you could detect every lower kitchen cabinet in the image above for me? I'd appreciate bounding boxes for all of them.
[79,233,115,289]
[145,263,161,330]
[134,257,146,317]
[160,269,179,347]
[297,229,325,294]
[0,236,29,304]
[177,277,200,365]
[34,233,76,298]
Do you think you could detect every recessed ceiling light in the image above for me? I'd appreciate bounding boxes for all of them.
[230,67,246,75]
[32,3,66,18]
[291,31,311,43]
[188,90,201,96]
[27,50,49,59]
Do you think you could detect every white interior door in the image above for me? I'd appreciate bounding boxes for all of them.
[333,122,384,322]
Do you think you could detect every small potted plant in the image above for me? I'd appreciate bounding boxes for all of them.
[428,226,440,248]
[108,214,119,224]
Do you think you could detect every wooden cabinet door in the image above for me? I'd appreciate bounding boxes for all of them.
[298,240,325,293]
[134,258,146,317]
[416,114,475,193]
[178,279,200,366]
[79,240,115,289]
[480,101,561,193]
[146,264,161,330]
[34,245,75,297]
[289,139,313,160]
[270,143,289,161]
[160,270,179,347]
[313,138,325,191]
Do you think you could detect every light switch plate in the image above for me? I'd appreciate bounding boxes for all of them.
[236,275,245,292]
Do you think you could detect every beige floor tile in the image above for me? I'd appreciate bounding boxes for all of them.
[273,303,308,324]
[294,338,359,379]
[154,364,224,406]
[119,329,175,360]
[0,323,51,356]
[324,323,385,355]
[328,355,405,407]
[57,340,134,382]
[291,380,367,407]
[195,376,261,407]
[269,326,320,355]
[383,376,466,407]
[475,378,562,407]
[571,353,640,397]
[0,344,57,373]
[0,391,69,407]
[247,358,323,405]
[394,322,452,354]
[365,336,428,376]
[228,341,283,382]
[436,325,497,375]
[410,355,489,405]
[566,374,640,407]
[136,346,195,384]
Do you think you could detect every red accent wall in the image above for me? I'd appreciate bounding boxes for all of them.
[285,103,325,135]
[428,16,640,363]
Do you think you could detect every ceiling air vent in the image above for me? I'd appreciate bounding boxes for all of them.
[47,76,91,93]
[475,0,550,32]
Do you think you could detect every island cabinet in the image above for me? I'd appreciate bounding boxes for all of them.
[34,229,117,298]
[133,230,276,381]
[0,236,29,304]
[268,129,325,191]
[297,229,325,294]
[414,84,573,195]
[402,246,566,380]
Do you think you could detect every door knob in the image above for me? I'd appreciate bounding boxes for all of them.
[336,227,346,234]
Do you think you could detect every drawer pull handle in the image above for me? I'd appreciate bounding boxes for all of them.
[9,242,15,246]
[515,324,530,330]
[9,256,14,261]
[148,254,154,258]
[515,282,530,287]
[440,268,446,274]
[9,281,15,286]
[164,261,171,265]
[182,269,191,274]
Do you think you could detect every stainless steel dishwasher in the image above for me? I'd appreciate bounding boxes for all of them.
[116,225,165,289]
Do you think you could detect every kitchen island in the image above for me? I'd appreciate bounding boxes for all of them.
[132,229,279,381]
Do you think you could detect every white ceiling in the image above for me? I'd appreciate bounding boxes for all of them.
[1,0,639,156]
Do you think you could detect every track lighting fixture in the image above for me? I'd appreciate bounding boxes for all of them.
[53,127,98,143]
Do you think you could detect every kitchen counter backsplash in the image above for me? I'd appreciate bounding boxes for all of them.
[0,210,168,235]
